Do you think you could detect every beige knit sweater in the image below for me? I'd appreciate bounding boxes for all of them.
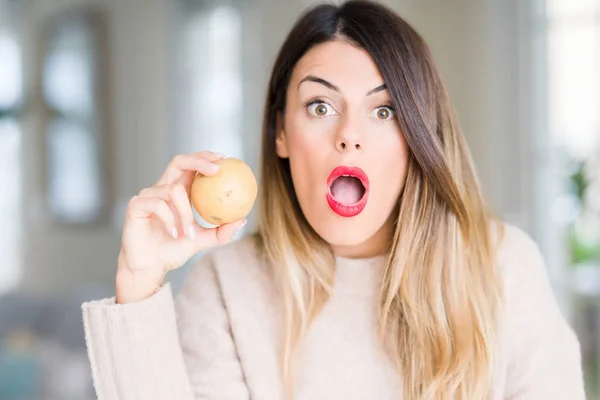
[81,224,585,399]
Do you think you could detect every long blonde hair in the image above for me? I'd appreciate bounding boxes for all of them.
[256,1,504,398]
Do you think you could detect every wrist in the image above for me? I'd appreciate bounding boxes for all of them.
[116,253,165,304]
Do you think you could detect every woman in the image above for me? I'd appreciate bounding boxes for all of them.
[82,1,585,399]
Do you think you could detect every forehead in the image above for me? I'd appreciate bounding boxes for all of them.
[289,39,386,93]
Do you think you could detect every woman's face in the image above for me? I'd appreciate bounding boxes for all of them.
[276,40,409,258]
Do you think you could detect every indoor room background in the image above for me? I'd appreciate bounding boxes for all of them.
[0,0,599,398]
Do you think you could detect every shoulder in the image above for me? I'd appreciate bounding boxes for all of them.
[490,222,560,319]
[205,233,262,266]
[202,233,269,281]
[492,221,545,282]
[491,228,584,398]
[181,233,275,302]
[493,221,538,259]
[492,222,569,328]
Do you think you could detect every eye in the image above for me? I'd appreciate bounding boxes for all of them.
[307,101,336,117]
[370,105,395,121]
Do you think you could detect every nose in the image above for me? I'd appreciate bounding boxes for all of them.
[335,118,362,152]
[335,138,361,152]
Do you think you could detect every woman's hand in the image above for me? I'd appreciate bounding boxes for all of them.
[116,151,246,304]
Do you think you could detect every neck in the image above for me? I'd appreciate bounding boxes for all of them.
[331,218,393,259]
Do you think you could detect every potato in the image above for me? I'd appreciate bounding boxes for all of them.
[190,157,257,225]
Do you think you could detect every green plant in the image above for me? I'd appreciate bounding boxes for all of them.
[569,159,600,266]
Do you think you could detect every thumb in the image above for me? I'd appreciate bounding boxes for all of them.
[192,218,247,250]
[216,219,247,243]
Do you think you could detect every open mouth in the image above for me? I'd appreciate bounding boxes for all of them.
[326,166,369,217]
[330,176,366,204]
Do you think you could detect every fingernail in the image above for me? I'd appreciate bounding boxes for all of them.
[236,220,247,232]
[208,163,220,173]
[214,153,225,159]
[171,227,178,239]
[187,224,196,239]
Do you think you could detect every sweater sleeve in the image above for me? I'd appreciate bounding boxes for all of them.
[81,283,195,400]
[502,228,586,400]
[81,255,250,400]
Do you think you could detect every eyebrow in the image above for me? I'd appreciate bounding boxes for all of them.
[299,75,340,92]
[298,75,387,96]
[366,84,387,96]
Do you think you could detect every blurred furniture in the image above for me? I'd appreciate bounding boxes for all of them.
[0,283,111,400]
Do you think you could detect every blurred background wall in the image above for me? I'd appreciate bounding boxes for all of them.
[0,0,598,398]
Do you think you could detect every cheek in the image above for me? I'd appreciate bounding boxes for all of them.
[285,115,332,179]
[285,135,323,197]
[371,130,409,195]
[286,131,315,158]
[285,113,331,156]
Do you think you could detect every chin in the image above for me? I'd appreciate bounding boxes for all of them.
[307,209,389,248]
[316,225,371,246]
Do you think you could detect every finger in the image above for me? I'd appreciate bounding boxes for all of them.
[216,219,247,242]
[138,185,171,201]
[189,151,224,162]
[138,183,184,202]
[194,219,247,248]
[129,196,178,239]
[171,184,195,237]
[157,152,224,185]
[137,184,195,237]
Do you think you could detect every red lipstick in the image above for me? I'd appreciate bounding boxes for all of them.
[326,166,369,217]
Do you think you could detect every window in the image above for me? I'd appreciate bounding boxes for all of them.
[41,12,109,225]
[0,6,23,295]
[546,0,600,269]
[176,2,244,161]
[535,0,600,397]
